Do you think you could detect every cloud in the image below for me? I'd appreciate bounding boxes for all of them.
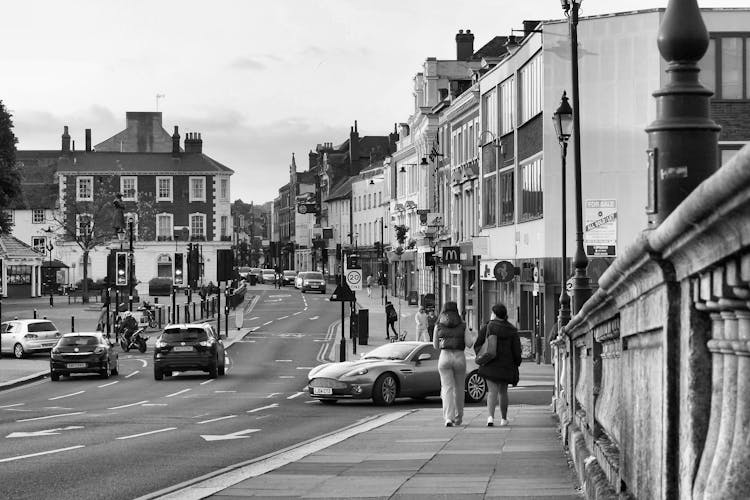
[229,56,268,71]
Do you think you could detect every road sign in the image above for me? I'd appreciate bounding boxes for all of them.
[346,269,362,290]
[493,261,515,282]
[330,283,356,302]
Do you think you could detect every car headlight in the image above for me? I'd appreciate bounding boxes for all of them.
[199,340,212,347]
[94,347,105,355]
[155,340,167,348]
[344,367,368,377]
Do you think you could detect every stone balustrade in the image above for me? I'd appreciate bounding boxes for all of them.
[552,145,750,499]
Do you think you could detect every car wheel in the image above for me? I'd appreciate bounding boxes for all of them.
[320,399,338,405]
[50,371,60,381]
[154,367,164,380]
[111,358,119,376]
[13,343,26,359]
[465,371,487,403]
[208,361,218,379]
[373,373,398,406]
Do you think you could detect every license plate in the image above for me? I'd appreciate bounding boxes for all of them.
[66,363,87,369]
[173,346,193,352]
[313,387,333,395]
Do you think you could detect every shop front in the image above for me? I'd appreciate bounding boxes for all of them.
[0,235,44,298]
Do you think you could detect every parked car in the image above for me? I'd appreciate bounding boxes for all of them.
[1,319,62,359]
[249,268,263,283]
[261,269,276,284]
[153,323,226,380]
[237,266,252,280]
[307,341,486,405]
[300,271,326,294]
[281,270,297,286]
[50,332,119,380]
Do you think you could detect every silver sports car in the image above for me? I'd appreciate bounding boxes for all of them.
[307,341,487,406]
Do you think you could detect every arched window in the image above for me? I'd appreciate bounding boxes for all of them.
[157,254,172,278]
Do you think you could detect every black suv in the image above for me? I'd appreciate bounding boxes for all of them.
[153,323,226,380]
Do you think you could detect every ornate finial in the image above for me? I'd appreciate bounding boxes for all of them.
[657,0,709,64]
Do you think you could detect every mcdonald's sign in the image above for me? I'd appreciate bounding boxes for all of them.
[442,246,460,264]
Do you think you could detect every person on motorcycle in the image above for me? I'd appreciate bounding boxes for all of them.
[119,311,138,345]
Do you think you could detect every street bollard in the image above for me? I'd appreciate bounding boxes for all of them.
[33,309,37,319]
[184,304,189,323]
[158,307,162,328]
[71,316,75,332]
[192,302,196,321]
[176,305,180,324]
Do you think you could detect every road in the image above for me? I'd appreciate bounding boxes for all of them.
[0,285,553,499]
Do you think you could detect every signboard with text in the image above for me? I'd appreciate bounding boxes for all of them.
[584,199,617,257]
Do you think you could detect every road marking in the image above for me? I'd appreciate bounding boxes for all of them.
[201,428,260,441]
[275,359,292,362]
[279,376,295,379]
[200,380,214,386]
[287,392,305,400]
[277,316,288,320]
[166,389,191,398]
[108,401,148,410]
[98,381,119,388]
[197,415,237,424]
[263,321,273,326]
[0,445,85,463]
[265,393,281,399]
[48,391,85,401]
[297,366,314,370]
[117,427,177,440]
[142,403,168,407]
[293,312,301,315]
[247,317,259,321]
[0,403,25,409]
[6,425,84,438]
[250,326,260,332]
[125,371,139,379]
[213,390,236,393]
[309,316,319,320]
[17,412,84,422]
[247,403,279,413]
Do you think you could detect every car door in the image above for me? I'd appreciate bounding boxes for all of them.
[0,322,9,353]
[404,345,441,396]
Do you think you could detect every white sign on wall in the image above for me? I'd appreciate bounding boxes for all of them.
[584,199,617,257]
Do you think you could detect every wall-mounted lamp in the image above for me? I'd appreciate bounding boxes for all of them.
[478,130,504,155]
[399,166,406,173]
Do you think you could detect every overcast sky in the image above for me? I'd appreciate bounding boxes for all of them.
[1,0,743,205]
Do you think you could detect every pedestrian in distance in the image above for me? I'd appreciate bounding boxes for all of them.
[384,300,398,340]
[433,301,474,427]
[415,307,429,342]
[366,274,374,298]
[474,303,522,427]
[426,309,437,342]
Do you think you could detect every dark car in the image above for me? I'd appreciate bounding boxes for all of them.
[300,271,326,294]
[281,270,297,286]
[153,323,226,380]
[50,333,119,380]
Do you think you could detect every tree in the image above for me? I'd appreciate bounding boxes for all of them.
[394,224,409,246]
[54,177,156,302]
[0,101,21,233]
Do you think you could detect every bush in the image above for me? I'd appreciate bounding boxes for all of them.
[149,277,173,297]
[75,278,96,290]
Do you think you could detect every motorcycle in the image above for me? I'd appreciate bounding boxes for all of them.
[119,327,147,353]
[137,304,158,329]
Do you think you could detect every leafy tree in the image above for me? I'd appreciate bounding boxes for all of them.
[0,101,21,233]
[54,177,156,302]
[394,224,409,245]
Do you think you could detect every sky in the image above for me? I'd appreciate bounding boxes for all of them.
[2,0,745,205]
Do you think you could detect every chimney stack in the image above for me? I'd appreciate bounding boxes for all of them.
[85,129,91,152]
[456,29,475,61]
[184,132,203,154]
[61,126,71,153]
[172,126,181,155]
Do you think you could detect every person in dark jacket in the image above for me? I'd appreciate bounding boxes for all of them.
[384,301,398,339]
[433,301,472,427]
[475,303,522,427]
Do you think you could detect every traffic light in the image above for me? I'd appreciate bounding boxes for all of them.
[174,252,184,286]
[425,251,435,268]
[347,254,360,269]
[115,252,128,286]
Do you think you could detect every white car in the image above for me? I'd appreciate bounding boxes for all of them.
[1,319,62,359]
[261,269,276,284]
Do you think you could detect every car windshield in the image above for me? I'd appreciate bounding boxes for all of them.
[283,271,296,277]
[363,343,416,360]
[28,321,57,332]
[305,272,323,280]
[262,269,274,274]
[162,327,208,342]
[59,336,100,347]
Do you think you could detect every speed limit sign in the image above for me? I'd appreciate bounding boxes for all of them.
[346,269,362,291]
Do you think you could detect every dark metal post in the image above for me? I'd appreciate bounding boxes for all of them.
[71,316,75,332]
[217,282,221,336]
[339,300,346,362]
[171,285,176,324]
[128,219,134,312]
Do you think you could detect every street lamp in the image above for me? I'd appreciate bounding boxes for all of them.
[128,216,134,312]
[43,227,55,306]
[561,0,590,313]
[552,91,573,333]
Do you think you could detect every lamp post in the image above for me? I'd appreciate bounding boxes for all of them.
[561,0,590,313]
[43,227,55,306]
[128,217,134,312]
[552,91,573,333]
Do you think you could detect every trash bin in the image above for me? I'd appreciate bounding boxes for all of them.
[407,291,418,305]
[358,309,369,345]
[249,275,257,286]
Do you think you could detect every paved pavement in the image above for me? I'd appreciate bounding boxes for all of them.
[1,285,581,499]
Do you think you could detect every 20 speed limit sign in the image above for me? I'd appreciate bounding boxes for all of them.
[346,269,362,290]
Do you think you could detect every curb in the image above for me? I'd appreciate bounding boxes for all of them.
[0,371,48,392]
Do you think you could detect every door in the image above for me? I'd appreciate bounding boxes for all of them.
[406,344,441,396]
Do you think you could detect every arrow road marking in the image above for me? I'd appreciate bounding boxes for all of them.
[17,412,84,422]
[117,427,177,440]
[6,425,84,438]
[287,392,306,399]
[108,401,148,410]
[166,388,191,398]
[247,403,279,413]
[0,445,85,463]
[197,415,237,424]
[200,428,260,442]
[48,391,85,401]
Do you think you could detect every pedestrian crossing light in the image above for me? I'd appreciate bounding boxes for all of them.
[115,252,128,286]
[174,253,184,286]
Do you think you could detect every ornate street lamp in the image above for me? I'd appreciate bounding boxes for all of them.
[128,216,134,312]
[552,91,573,333]
[43,226,55,307]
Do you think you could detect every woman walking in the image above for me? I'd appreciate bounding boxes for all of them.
[475,303,522,427]
[433,301,472,427]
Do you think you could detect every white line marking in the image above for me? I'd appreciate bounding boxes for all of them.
[277,316,288,320]
[200,380,214,385]
[98,381,119,388]
[309,316,319,320]
[279,376,295,379]
[17,412,84,422]
[265,393,281,399]
[248,317,259,321]
[287,392,306,400]
[116,427,177,440]
[0,445,85,463]
[0,403,25,409]
[166,389,191,398]
[136,359,148,368]
[293,312,301,315]
[213,390,236,393]
[247,403,279,413]
[275,359,292,362]
[255,414,272,420]
[125,371,139,379]
[197,415,237,424]
[141,403,168,407]
[250,326,260,332]
[297,366,314,370]
[108,401,148,410]
[263,321,273,326]
[48,391,85,401]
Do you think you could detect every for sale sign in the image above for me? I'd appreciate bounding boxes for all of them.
[584,199,617,257]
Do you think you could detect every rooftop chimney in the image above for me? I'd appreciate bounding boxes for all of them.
[61,126,71,153]
[172,126,180,155]
[456,29,475,61]
[184,132,203,154]
[85,129,91,152]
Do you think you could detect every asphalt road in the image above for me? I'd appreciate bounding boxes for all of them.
[0,286,553,499]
